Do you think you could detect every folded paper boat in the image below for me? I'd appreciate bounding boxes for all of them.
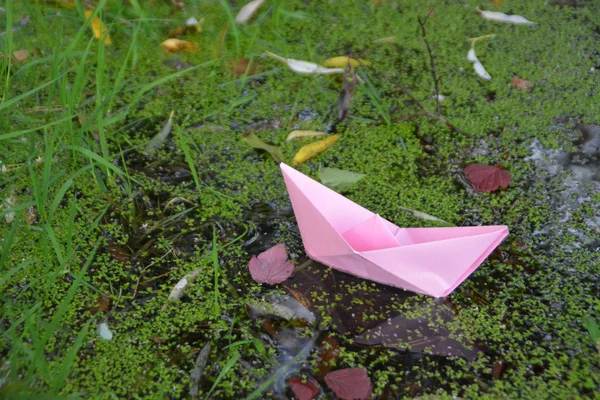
[280,163,509,297]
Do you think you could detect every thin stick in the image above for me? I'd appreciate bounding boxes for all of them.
[417,10,442,117]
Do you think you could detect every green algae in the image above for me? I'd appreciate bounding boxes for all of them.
[1,0,600,398]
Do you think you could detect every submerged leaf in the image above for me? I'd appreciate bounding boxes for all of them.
[338,65,357,121]
[144,110,174,155]
[285,130,328,142]
[264,51,345,75]
[288,377,320,400]
[189,342,211,399]
[397,206,449,224]
[292,135,340,165]
[84,10,111,46]
[477,8,537,25]
[242,133,284,163]
[247,293,315,322]
[318,167,365,192]
[464,163,511,192]
[235,0,266,24]
[324,368,372,400]
[161,38,199,53]
[248,243,295,284]
[323,56,369,68]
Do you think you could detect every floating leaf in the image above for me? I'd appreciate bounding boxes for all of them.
[144,110,174,155]
[161,38,199,53]
[398,206,449,224]
[98,322,113,341]
[477,8,537,25]
[323,56,369,68]
[84,10,111,46]
[242,132,284,163]
[247,293,315,322]
[464,163,511,192]
[168,268,202,301]
[467,47,491,81]
[288,377,320,400]
[318,167,365,192]
[314,335,340,377]
[265,51,345,75]
[292,134,340,166]
[235,0,266,24]
[512,76,533,91]
[324,368,372,400]
[285,130,328,142]
[248,243,295,284]
[169,16,203,37]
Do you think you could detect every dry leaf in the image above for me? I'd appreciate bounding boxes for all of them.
[512,76,533,91]
[161,38,199,53]
[168,16,203,37]
[323,56,369,68]
[228,57,259,76]
[235,0,266,24]
[189,342,211,399]
[24,206,38,225]
[338,65,357,121]
[285,130,328,142]
[84,10,111,46]
[3,191,17,225]
[12,49,29,62]
[265,51,345,75]
[144,110,174,155]
[292,135,340,165]
[167,268,202,300]
[467,47,491,81]
[477,8,537,25]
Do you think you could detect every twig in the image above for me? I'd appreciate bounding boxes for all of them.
[417,10,442,117]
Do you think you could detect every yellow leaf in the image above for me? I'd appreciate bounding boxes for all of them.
[84,10,111,46]
[323,56,369,68]
[292,135,340,166]
[285,130,327,142]
[161,38,199,53]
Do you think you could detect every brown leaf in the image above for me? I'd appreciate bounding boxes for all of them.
[315,336,341,378]
[512,76,532,91]
[12,49,29,62]
[228,57,259,76]
[338,65,357,121]
[464,163,511,192]
[161,38,198,53]
[288,377,320,400]
[90,295,111,314]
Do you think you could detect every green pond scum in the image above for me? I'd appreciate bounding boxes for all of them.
[0,0,599,398]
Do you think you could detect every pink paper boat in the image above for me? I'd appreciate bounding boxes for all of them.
[280,163,509,297]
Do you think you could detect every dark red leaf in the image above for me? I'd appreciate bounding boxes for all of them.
[464,164,511,192]
[288,377,320,400]
[248,243,295,284]
[325,368,372,400]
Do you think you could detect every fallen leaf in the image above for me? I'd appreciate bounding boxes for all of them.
[318,167,365,192]
[43,0,76,9]
[248,243,295,284]
[265,51,345,75]
[323,56,369,68]
[477,8,537,25]
[292,135,340,166]
[467,47,491,81]
[324,368,372,400]
[12,49,29,62]
[489,0,503,4]
[169,16,203,37]
[288,377,320,400]
[3,191,17,224]
[372,36,397,44]
[167,267,202,300]
[315,336,340,377]
[161,38,199,53]
[285,130,328,142]
[464,163,511,192]
[228,57,259,76]
[235,0,266,24]
[189,342,211,399]
[338,65,357,121]
[214,23,230,59]
[98,322,113,341]
[90,295,111,314]
[512,76,533,91]
[24,205,38,225]
[247,294,315,323]
[242,132,284,163]
[144,110,175,155]
[84,10,112,46]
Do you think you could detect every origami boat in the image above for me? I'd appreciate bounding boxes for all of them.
[280,163,509,297]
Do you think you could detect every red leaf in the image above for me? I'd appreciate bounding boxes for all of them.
[248,243,295,284]
[511,76,532,91]
[464,164,511,192]
[288,377,320,400]
[325,368,372,400]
